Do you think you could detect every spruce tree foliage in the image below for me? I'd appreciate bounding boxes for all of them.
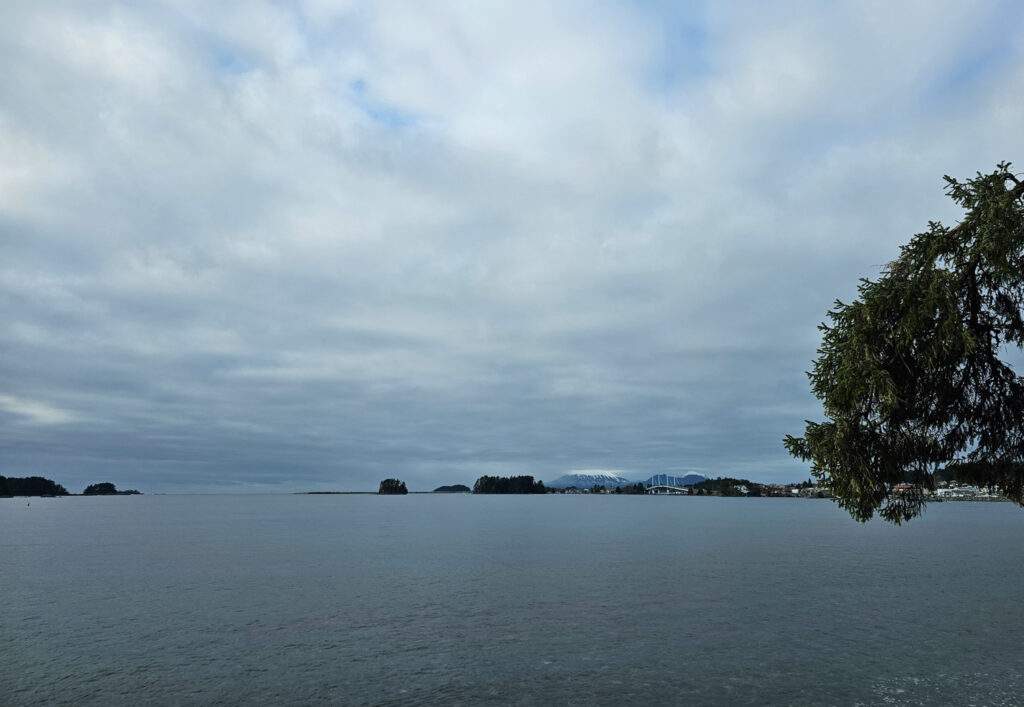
[785,163,1024,523]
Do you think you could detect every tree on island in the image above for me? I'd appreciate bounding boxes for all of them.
[83,482,117,495]
[83,483,140,495]
[785,163,1024,523]
[0,475,69,496]
[472,475,546,494]
[378,478,408,495]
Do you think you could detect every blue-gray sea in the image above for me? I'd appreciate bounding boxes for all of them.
[2,494,1023,706]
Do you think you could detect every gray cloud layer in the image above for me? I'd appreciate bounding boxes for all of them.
[2,1,1023,492]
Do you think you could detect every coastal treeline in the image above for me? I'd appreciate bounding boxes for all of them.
[473,475,546,494]
[551,482,647,494]
[612,483,646,494]
[0,476,69,496]
[692,477,762,497]
[1,476,143,496]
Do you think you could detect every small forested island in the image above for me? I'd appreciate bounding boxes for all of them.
[0,475,69,497]
[378,478,408,495]
[433,484,471,493]
[83,482,141,495]
[472,475,546,494]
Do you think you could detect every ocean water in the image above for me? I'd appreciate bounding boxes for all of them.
[1,494,1022,706]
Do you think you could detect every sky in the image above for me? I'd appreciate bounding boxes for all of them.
[2,1,1024,493]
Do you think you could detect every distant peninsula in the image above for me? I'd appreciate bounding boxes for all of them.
[433,484,471,493]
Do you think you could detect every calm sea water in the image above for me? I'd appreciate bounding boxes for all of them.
[2,494,1022,706]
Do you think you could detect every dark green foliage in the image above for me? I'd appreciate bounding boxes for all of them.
[612,483,647,494]
[0,475,69,496]
[378,478,408,495]
[433,484,471,493]
[691,477,758,496]
[471,475,546,494]
[786,164,1024,523]
[82,482,140,495]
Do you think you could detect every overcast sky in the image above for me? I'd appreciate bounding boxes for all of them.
[2,1,1023,493]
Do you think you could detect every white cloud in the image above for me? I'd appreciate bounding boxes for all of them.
[0,395,76,425]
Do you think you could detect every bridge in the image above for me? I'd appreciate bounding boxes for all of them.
[646,485,691,495]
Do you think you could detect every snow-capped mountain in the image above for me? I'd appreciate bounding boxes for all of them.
[546,470,633,489]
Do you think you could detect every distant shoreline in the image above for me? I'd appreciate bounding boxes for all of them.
[296,491,448,495]
[287,491,1011,503]
[295,491,376,495]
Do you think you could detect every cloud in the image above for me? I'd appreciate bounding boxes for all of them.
[0,395,76,425]
[1,1,1023,491]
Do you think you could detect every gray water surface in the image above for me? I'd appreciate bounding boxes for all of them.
[2,494,1022,705]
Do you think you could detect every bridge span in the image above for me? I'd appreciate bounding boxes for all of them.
[645,485,692,495]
